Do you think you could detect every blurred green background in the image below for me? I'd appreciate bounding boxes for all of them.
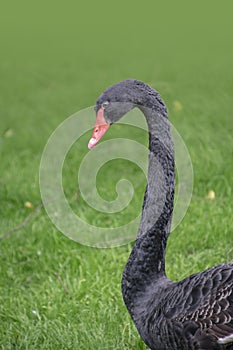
[0,1,233,349]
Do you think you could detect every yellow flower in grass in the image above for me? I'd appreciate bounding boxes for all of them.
[207,190,215,200]
[24,201,33,209]
[172,100,183,113]
[4,128,14,138]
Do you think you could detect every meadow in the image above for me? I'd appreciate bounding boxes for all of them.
[0,2,233,349]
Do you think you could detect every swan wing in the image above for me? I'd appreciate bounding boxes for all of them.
[165,263,233,346]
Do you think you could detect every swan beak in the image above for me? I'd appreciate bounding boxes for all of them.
[88,108,110,149]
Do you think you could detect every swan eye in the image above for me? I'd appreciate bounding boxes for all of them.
[101,101,109,109]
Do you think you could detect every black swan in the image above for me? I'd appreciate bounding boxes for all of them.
[88,79,233,350]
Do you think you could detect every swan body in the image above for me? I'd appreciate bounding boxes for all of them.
[88,79,233,350]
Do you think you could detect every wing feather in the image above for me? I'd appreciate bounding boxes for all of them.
[173,264,233,346]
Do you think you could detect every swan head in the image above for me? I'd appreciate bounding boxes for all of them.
[88,80,140,149]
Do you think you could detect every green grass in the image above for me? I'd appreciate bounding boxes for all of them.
[1,2,233,349]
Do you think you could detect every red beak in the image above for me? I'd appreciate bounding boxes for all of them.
[88,108,110,149]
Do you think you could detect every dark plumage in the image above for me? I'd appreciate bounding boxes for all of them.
[89,79,233,350]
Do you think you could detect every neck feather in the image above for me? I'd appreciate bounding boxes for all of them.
[122,98,175,315]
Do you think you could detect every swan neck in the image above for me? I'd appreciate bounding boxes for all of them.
[122,100,175,317]
[138,105,175,240]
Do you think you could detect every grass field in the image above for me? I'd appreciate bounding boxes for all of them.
[1,2,233,349]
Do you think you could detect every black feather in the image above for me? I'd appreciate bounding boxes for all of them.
[93,80,233,350]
